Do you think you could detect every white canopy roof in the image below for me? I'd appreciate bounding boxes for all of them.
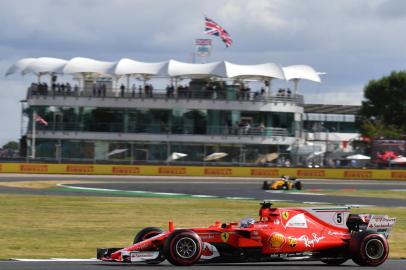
[5,58,37,76]
[224,61,285,80]
[115,58,168,76]
[6,57,322,83]
[62,57,116,75]
[167,60,226,78]
[23,57,67,75]
[282,65,322,83]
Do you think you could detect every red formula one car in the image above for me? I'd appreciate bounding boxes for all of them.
[97,202,396,266]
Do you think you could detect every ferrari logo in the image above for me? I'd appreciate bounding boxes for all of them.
[221,232,230,242]
[282,211,289,220]
[288,236,297,247]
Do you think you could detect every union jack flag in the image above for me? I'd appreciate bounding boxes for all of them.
[204,17,233,47]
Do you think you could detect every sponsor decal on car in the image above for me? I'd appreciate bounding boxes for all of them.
[367,215,396,237]
[285,213,308,228]
[287,236,297,248]
[199,233,219,241]
[221,232,230,242]
[298,233,325,248]
[327,230,350,237]
[282,211,289,220]
[200,242,220,260]
[268,233,285,249]
[130,251,159,262]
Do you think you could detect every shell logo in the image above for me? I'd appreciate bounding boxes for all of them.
[269,233,285,248]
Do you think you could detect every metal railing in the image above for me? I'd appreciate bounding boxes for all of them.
[33,122,291,137]
[26,86,304,105]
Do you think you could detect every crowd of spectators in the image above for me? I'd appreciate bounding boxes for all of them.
[29,82,79,96]
[276,88,292,98]
[28,80,295,102]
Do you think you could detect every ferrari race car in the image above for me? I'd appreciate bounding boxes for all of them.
[262,175,303,190]
[97,201,396,266]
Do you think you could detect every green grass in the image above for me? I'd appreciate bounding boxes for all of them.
[0,194,405,259]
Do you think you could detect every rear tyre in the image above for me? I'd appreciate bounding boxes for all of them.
[163,229,202,266]
[133,227,165,264]
[350,232,389,266]
[295,181,303,190]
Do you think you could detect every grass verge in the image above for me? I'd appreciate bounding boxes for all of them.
[0,193,405,259]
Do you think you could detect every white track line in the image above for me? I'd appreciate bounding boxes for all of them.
[12,258,98,262]
[265,190,325,196]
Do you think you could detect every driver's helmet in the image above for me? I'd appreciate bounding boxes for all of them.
[240,217,256,228]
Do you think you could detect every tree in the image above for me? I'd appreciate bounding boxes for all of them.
[1,141,19,150]
[359,71,406,138]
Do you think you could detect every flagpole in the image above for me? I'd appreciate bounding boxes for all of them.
[32,111,36,159]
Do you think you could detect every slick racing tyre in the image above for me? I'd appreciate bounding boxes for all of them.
[295,181,303,190]
[163,229,202,266]
[133,227,165,264]
[350,232,389,266]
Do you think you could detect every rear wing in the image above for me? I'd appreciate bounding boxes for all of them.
[366,215,396,238]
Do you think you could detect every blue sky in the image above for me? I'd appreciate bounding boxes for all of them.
[1,0,406,144]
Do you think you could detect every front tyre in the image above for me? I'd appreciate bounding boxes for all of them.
[133,227,163,244]
[350,232,389,266]
[133,227,165,264]
[163,229,202,266]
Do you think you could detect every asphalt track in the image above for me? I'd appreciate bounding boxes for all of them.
[66,180,406,207]
[0,259,404,270]
[0,174,405,207]
[0,174,405,269]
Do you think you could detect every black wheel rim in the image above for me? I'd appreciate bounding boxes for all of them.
[365,239,384,260]
[175,236,197,259]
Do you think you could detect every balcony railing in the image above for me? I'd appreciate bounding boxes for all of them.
[33,122,291,137]
[26,86,304,105]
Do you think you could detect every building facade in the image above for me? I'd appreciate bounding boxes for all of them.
[8,57,346,166]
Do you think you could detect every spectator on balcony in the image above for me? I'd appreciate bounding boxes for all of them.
[51,82,56,95]
[185,84,191,98]
[260,87,266,99]
[233,121,239,135]
[102,83,106,97]
[131,84,136,98]
[260,123,266,135]
[120,84,125,97]
[60,83,66,94]
[66,82,72,95]
[287,88,292,98]
[149,84,154,97]
[138,85,142,97]
[96,84,102,97]
[74,84,79,96]
[92,83,96,96]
